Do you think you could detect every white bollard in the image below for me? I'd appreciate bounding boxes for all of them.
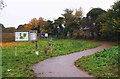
[35,51,39,55]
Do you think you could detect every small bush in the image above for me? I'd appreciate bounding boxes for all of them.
[44,46,50,54]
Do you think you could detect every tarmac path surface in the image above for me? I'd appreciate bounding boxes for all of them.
[32,40,115,77]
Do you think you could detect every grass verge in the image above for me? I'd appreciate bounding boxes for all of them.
[75,45,119,78]
[2,39,100,77]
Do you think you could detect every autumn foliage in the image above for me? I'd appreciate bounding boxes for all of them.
[0,42,25,48]
[24,17,46,32]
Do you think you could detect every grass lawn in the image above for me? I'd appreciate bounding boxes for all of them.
[75,45,119,78]
[2,38,100,77]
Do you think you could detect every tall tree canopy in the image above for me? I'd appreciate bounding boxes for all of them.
[62,8,83,37]
[86,8,106,39]
[24,17,46,33]
[87,8,106,23]
[96,1,120,40]
[17,25,25,31]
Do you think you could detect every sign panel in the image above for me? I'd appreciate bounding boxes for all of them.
[15,32,29,41]
[29,30,37,41]
[41,33,48,37]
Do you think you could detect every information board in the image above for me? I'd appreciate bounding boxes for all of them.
[41,33,48,37]
[15,32,29,41]
[29,30,37,41]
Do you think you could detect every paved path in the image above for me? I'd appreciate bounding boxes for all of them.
[32,40,115,77]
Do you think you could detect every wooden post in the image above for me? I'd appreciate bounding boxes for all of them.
[35,32,39,55]
[49,38,52,53]
[35,39,39,55]
[14,42,17,56]
[29,30,38,55]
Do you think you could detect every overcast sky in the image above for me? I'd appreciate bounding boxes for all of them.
[0,0,116,28]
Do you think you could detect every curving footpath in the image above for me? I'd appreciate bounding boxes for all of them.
[32,40,115,77]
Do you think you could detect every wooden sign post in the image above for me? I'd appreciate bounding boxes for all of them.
[15,32,29,56]
[29,30,38,55]
[49,38,53,53]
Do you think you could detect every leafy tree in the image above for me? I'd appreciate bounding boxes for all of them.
[87,8,106,23]
[54,17,64,38]
[44,20,54,35]
[24,17,46,33]
[109,0,120,32]
[37,17,46,33]
[75,7,83,19]
[3,27,16,33]
[62,8,83,38]
[81,17,90,27]
[24,18,38,31]
[54,17,64,29]
[62,9,74,37]
[38,17,46,27]
[86,8,106,39]
[99,1,120,41]
[17,24,25,31]
[29,18,38,28]
[62,9,74,21]
[24,23,33,31]
[74,8,82,27]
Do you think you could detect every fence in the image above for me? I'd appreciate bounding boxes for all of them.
[2,33,15,42]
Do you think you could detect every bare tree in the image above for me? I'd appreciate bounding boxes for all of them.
[0,0,6,10]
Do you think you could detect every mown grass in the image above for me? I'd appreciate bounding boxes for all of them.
[75,45,119,78]
[2,38,100,77]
